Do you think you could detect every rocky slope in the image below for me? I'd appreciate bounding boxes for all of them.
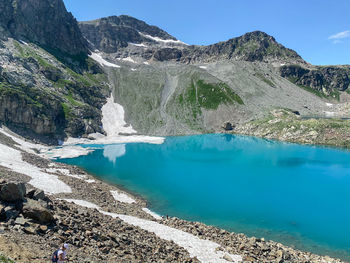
[0,39,108,144]
[0,0,88,58]
[234,108,350,148]
[0,0,109,144]
[78,16,350,138]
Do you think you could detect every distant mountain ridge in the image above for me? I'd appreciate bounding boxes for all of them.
[79,15,181,53]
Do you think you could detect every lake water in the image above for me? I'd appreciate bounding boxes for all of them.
[58,134,350,261]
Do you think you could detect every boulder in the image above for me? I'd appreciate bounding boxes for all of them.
[4,206,19,220]
[223,122,234,131]
[22,199,54,224]
[0,182,26,202]
[14,216,29,226]
[32,190,46,201]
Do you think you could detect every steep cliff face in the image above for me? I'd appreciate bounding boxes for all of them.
[0,0,88,57]
[0,40,108,143]
[0,0,108,144]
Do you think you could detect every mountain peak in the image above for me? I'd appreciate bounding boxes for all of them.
[79,15,180,53]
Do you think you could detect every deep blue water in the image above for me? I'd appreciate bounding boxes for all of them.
[58,134,350,261]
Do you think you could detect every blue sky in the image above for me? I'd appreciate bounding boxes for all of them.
[63,0,349,65]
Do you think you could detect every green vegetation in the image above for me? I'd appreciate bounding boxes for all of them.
[61,103,72,119]
[0,254,15,263]
[189,80,243,109]
[65,92,84,107]
[180,79,243,119]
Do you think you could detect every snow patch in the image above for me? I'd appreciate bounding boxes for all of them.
[110,190,136,204]
[324,111,336,117]
[102,95,137,136]
[65,199,242,263]
[131,68,137,71]
[129,43,148,48]
[139,32,188,45]
[46,168,87,180]
[121,57,136,63]
[143,61,150,65]
[199,66,208,69]
[90,52,120,68]
[64,199,99,209]
[85,179,96,184]
[0,143,71,194]
[0,127,47,155]
[43,146,93,159]
[326,103,334,107]
[142,208,162,220]
[64,135,164,146]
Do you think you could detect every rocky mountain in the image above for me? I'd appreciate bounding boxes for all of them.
[153,31,306,64]
[79,15,183,53]
[0,0,349,144]
[280,64,350,97]
[0,0,88,58]
[0,0,108,144]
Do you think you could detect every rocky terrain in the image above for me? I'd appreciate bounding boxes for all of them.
[234,108,350,148]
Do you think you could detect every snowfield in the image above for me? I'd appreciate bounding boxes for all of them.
[90,52,120,68]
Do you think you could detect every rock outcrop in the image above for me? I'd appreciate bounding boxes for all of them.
[0,0,88,57]
[280,64,350,95]
[79,15,179,53]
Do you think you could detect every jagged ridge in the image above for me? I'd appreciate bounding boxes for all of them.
[79,15,178,53]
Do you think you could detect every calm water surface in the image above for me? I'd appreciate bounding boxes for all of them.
[58,134,350,261]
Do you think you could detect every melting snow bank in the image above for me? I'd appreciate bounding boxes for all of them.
[63,134,164,146]
[90,52,120,68]
[0,143,71,194]
[64,199,242,263]
[139,32,188,45]
[43,145,94,159]
[102,95,137,136]
[110,190,136,204]
[142,208,162,220]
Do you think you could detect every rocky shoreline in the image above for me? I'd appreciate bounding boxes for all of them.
[233,108,350,149]
[0,129,346,263]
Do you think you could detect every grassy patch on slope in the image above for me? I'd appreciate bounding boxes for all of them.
[179,80,243,119]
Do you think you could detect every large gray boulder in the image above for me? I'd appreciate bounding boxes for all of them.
[0,182,26,202]
[22,199,54,224]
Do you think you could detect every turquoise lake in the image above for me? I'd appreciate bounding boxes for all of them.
[58,134,350,261]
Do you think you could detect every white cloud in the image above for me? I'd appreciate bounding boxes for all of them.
[328,30,350,40]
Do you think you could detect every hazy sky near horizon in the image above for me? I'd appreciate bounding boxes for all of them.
[63,0,349,65]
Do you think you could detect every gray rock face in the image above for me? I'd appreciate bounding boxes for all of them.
[0,0,88,56]
[22,199,54,224]
[178,31,305,64]
[79,15,179,53]
[0,182,26,202]
[280,64,350,93]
